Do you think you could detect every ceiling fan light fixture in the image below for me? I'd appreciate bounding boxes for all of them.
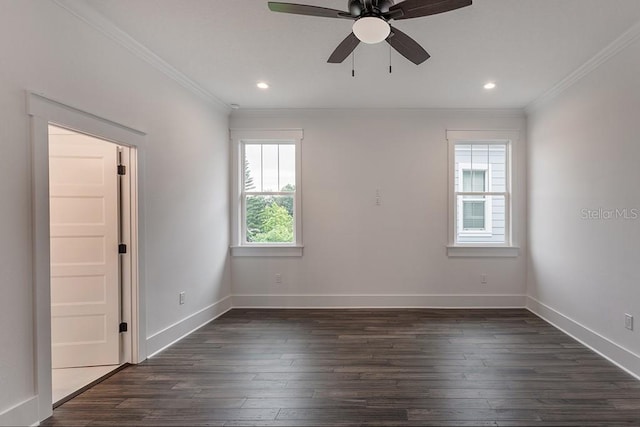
[352,17,390,44]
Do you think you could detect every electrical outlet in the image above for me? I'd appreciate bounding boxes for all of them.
[275,273,282,284]
[179,292,185,305]
[481,274,488,284]
[625,314,633,331]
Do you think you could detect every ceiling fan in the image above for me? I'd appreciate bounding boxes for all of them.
[268,0,472,65]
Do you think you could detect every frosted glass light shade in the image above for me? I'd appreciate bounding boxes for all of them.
[352,17,390,44]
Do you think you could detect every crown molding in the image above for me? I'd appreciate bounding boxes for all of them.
[526,19,640,115]
[52,0,230,113]
[231,107,525,119]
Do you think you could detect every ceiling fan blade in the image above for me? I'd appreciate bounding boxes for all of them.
[327,33,360,63]
[268,2,352,19]
[386,26,430,65]
[387,0,472,20]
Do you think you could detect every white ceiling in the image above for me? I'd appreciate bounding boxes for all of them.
[83,0,640,109]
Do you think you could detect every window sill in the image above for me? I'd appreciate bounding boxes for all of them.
[447,245,519,258]
[231,245,304,257]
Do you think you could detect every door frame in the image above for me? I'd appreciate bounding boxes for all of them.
[27,92,147,422]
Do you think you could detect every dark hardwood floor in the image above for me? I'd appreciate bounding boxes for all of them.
[42,309,640,426]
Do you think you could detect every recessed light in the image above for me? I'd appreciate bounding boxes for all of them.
[484,82,496,90]
[257,82,269,89]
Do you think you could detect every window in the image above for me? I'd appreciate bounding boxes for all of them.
[230,130,303,256]
[243,144,295,243]
[447,130,519,257]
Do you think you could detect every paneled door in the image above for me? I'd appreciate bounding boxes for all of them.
[49,125,120,368]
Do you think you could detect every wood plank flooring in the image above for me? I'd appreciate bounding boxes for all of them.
[42,309,640,426]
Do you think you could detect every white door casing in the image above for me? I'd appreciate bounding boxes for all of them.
[28,92,145,423]
[49,125,120,368]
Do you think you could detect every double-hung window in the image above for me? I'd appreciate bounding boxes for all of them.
[230,129,303,256]
[447,130,519,257]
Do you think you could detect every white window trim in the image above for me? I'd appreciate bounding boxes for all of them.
[230,129,303,257]
[446,130,520,258]
[457,163,492,236]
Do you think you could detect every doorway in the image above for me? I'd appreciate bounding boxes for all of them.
[48,125,131,404]
[29,92,145,422]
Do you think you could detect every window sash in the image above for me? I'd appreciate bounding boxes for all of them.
[241,192,297,245]
[242,142,296,193]
[454,192,509,240]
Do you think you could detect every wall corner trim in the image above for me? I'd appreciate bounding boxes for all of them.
[0,396,39,427]
[146,295,233,358]
[51,0,230,113]
[526,296,640,380]
[526,19,640,114]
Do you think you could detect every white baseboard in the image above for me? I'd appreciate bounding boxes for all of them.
[0,396,39,427]
[146,295,233,358]
[526,296,640,380]
[232,293,526,309]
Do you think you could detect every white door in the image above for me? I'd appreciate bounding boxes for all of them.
[49,125,120,368]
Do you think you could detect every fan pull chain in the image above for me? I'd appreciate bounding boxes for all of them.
[352,52,355,77]
[389,46,392,74]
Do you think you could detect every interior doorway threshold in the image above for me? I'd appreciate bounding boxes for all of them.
[53,363,129,408]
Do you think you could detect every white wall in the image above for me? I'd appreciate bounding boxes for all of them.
[527,37,640,376]
[230,109,527,307]
[0,1,230,423]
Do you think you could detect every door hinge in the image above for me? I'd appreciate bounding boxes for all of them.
[119,322,128,333]
[118,243,127,254]
[117,164,127,175]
